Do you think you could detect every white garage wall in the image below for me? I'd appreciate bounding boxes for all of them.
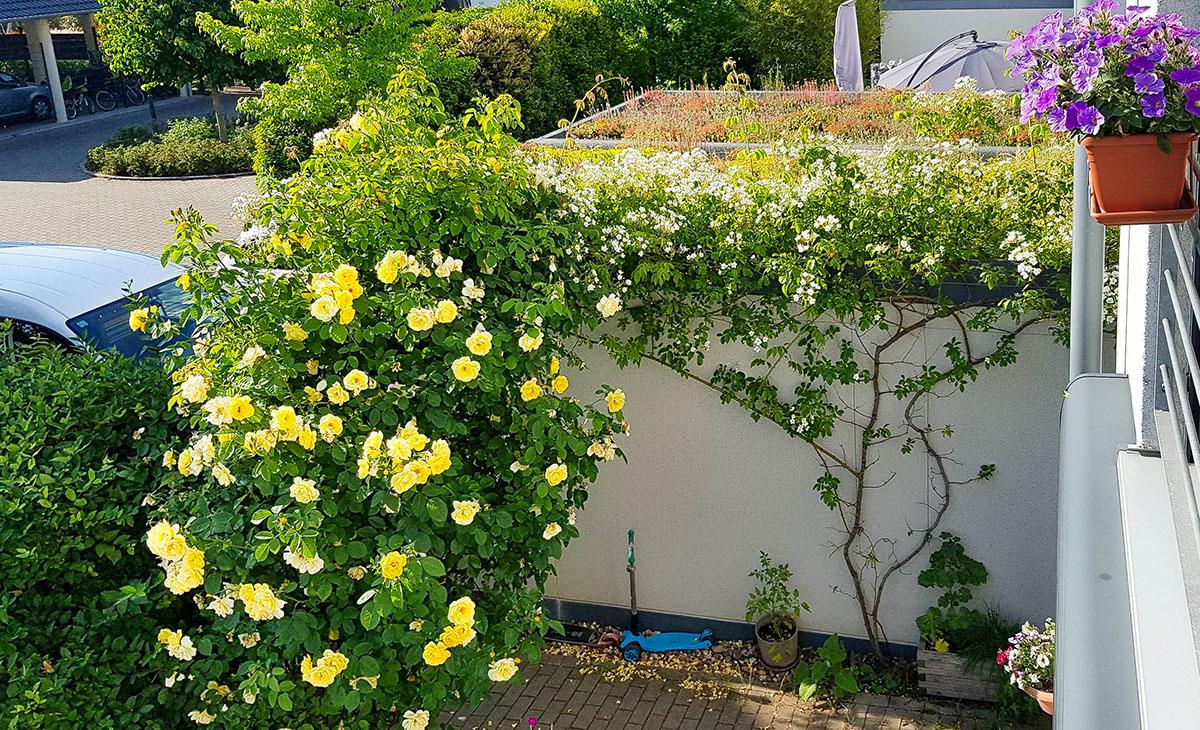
[881,6,1066,64]
[547,317,1066,648]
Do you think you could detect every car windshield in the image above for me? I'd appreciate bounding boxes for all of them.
[65,277,192,358]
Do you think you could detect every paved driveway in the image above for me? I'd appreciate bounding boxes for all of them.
[0,95,255,256]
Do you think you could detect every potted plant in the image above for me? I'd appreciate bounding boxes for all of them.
[998,619,1056,715]
[915,532,1013,702]
[1010,2,1200,223]
[745,551,809,670]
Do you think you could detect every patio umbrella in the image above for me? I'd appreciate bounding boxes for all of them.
[833,0,864,92]
[878,31,1022,93]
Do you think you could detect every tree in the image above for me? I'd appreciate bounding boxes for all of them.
[98,0,269,140]
[197,0,440,177]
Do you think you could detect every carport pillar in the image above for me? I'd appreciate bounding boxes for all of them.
[30,19,67,123]
[75,14,100,63]
[23,23,47,83]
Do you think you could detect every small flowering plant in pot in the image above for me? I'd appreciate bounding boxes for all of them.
[745,552,810,670]
[998,619,1056,715]
[1010,2,1200,219]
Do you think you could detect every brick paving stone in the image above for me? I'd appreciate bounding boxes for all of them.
[445,651,1048,730]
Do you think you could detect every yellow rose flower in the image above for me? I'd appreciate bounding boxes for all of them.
[400,420,429,451]
[290,477,320,504]
[343,369,371,394]
[180,374,208,403]
[128,306,151,332]
[552,375,569,394]
[326,383,350,405]
[270,405,298,434]
[318,413,343,441]
[545,463,568,487]
[390,467,417,495]
[333,264,359,288]
[306,359,320,375]
[451,356,481,382]
[434,299,458,324]
[519,379,543,402]
[283,323,308,341]
[451,500,481,526]
[465,329,492,356]
[543,522,563,540]
[606,389,626,413]
[440,624,476,648]
[380,551,408,581]
[409,459,431,485]
[238,583,285,621]
[447,596,475,627]
[422,641,451,666]
[376,254,399,284]
[406,308,435,332]
[338,305,355,325]
[549,356,560,375]
[518,331,543,352]
[488,657,519,682]
[298,427,317,450]
[212,463,235,486]
[310,295,338,322]
[228,395,254,421]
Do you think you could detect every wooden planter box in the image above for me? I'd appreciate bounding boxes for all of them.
[916,648,1000,702]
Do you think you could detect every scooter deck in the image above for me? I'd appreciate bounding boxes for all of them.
[620,628,713,653]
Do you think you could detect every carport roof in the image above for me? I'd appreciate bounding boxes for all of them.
[0,0,99,23]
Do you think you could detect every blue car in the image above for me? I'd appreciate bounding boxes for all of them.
[0,242,187,357]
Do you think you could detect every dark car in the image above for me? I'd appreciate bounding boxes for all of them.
[0,71,52,122]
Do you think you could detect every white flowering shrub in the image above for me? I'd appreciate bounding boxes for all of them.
[142,71,625,727]
[537,142,1072,655]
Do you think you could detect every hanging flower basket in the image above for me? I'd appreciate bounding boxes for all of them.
[1083,132,1197,223]
[1010,3,1200,224]
[1022,685,1056,715]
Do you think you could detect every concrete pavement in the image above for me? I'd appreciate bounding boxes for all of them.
[0,94,254,255]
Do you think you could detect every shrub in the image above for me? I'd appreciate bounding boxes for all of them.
[421,0,648,136]
[107,124,157,147]
[745,0,880,85]
[598,0,752,85]
[160,116,219,145]
[141,70,625,726]
[0,340,182,728]
[86,124,253,177]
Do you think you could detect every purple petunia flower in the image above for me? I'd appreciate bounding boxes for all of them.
[1126,55,1157,76]
[1141,93,1166,117]
[1095,33,1123,49]
[1066,101,1105,134]
[1084,0,1119,14]
[1047,106,1069,133]
[1034,85,1060,116]
[1186,87,1200,116]
[1172,66,1200,85]
[1134,72,1165,95]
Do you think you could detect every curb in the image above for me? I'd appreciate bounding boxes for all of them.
[0,96,194,142]
[81,163,253,181]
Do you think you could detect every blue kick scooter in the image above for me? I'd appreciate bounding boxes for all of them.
[619,529,714,662]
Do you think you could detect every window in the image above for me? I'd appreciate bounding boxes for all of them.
[66,277,192,358]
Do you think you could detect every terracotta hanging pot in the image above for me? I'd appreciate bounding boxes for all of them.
[1022,684,1055,715]
[1082,132,1196,224]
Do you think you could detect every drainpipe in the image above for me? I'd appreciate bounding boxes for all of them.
[1068,2,1107,378]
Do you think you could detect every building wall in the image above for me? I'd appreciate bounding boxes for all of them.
[547,317,1067,647]
[880,1,1070,62]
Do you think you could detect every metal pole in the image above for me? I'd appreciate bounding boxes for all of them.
[1069,126,1106,377]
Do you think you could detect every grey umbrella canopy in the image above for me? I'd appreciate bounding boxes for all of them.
[878,31,1021,92]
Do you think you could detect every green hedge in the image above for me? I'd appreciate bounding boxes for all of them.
[85,116,253,177]
[0,341,183,728]
[421,0,648,136]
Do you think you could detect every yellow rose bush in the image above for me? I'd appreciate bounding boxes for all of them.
[146,71,625,726]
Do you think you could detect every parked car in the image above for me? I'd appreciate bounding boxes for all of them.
[0,72,52,122]
[0,242,187,357]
